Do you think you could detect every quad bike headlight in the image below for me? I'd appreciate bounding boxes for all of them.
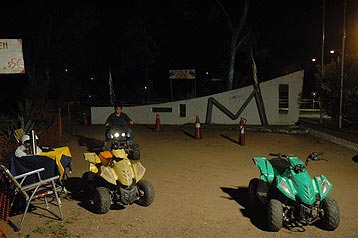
[127,132,131,138]
[114,132,120,138]
[121,132,126,137]
[321,179,331,195]
[277,178,296,201]
[279,179,293,196]
[314,176,332,197]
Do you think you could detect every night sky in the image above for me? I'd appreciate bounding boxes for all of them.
[0,0,356,110]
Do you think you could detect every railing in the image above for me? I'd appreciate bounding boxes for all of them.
[278,98,324,118]
[299,98,321,113]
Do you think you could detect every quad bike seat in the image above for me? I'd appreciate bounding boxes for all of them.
[269,158,290,175]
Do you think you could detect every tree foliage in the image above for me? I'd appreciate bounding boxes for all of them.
[314,55,358,125]
[17,6,100,105]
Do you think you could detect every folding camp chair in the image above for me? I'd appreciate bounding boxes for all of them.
[10,154,68,195]
[0,164,63,231]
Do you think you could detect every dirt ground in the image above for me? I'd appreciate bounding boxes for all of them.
[6,123,358,238]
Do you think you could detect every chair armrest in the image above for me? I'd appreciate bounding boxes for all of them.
[14,168,45,180]
[21,175,60,191]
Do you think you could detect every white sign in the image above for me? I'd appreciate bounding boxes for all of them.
[169,69,195,79]
[0,39,25,74]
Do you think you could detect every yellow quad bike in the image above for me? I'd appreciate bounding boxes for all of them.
[82,149,155,214]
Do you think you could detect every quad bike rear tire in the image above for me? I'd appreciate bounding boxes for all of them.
[319,197,340,230]
[135,180,155,206]
[267,199,283,232]
[248,178,260,206]
[94,186,112,214]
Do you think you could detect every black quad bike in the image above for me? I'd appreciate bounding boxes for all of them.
[104,124,140,160]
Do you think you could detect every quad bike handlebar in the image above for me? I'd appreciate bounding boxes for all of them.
[106,121,131,128]
[305,152,327,166]
[269,153,288,160]
[269,152,327,171]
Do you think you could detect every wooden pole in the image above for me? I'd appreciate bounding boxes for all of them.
[58,107,62,142]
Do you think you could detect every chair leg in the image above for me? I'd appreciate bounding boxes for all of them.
[18,185,40,230]
[16,181,64,230]
[51,180,64,220]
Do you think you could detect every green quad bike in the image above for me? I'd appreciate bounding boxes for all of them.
[248,152,340,232]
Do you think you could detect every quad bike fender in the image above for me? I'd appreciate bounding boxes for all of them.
[100,165,118,185]
[252,157,274,183]
[84,152,101,164]
[112,149,128,159]
[111,149,145,182]
[112,159,134,186]
[288,156,304,166]
[84,152,101,174]
[313,175,333,200]
[132,162,146,181]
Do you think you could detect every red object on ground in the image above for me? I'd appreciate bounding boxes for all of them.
[83,113,88,126]
[195,115,202,139]
[239,117,247,146]
[155,114,161,132]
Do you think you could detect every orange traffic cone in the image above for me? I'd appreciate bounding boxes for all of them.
[194,115,202,139]
[155,114,161,132]
[83,112,88,126]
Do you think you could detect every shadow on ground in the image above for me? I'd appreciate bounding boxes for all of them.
[220,134,240,145]
[220,186,266,231]
[141,124,155,131]
[63,177,126,214]
[220,186,327,233]
[352,155,358,163]
[180,129,195,139]
[76,135,103,152]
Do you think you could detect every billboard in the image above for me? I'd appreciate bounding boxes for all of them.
[0,39,25,74]
[169,69,195,79]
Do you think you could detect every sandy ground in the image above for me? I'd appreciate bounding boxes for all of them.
[6,124,358,238]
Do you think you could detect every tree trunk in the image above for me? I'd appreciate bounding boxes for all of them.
[223,0,249,91]
[227,34,237,91]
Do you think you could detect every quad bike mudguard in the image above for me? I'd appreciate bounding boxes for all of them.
[84,152,118,185]
[252,157,274,183]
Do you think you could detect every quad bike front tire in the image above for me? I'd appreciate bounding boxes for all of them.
[319,197,340,230]
[267,199,283,232]
[132,143,140,160]
[135,180,155,206]
[82,172,103,199]
[248,178,260,207]
[94,187,112,214]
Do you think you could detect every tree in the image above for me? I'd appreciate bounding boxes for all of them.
[314,55,358,125]
[215,0,250,91]
[16,5,99,105]
[116,25,159,104]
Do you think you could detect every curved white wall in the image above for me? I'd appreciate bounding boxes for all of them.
[91,70,304,125]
